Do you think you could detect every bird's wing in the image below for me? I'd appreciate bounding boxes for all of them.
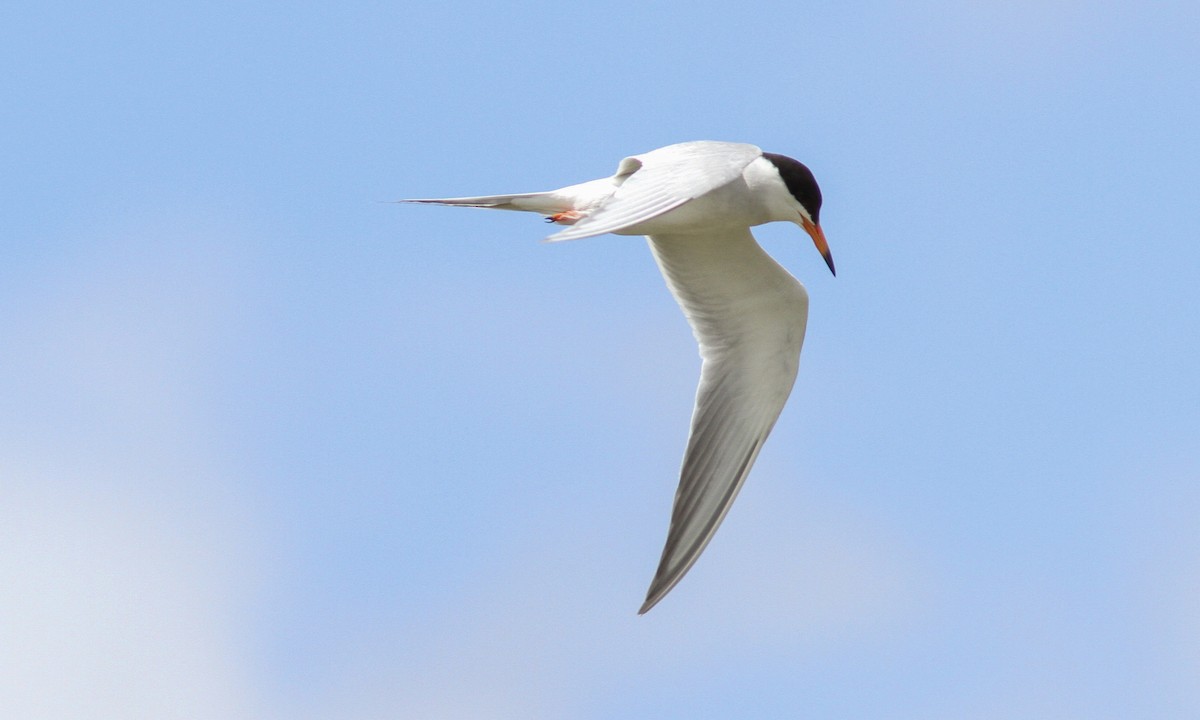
[546,142,762,242]
[639,227,809,614]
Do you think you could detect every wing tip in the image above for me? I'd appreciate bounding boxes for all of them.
[637,563,689,615]
[638,583,677,614]
[638,584,669,615]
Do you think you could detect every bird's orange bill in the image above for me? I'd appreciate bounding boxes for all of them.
[801,217,836,276]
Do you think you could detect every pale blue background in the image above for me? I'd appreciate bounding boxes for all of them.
[4,2,1199,718]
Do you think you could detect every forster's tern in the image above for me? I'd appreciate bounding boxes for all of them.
[402,140,834,613]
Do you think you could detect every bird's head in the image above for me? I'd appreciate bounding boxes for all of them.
[762,152,835,277]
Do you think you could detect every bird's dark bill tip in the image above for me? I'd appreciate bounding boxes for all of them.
[801,217,836,277]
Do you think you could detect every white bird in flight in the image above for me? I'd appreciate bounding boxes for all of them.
[401,140,834,613]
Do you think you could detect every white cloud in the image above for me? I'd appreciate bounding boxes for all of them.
[0,223,268,720]
[0,462,264,720]
[294,461,926,719]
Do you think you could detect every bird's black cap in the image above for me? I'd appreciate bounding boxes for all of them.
[762,152,822,224]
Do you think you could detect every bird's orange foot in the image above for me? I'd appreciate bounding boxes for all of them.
[546,210,584,225]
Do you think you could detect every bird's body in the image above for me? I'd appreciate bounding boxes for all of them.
[402,141,833,613]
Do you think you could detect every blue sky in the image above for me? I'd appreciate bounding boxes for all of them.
[4,2,1199,718]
